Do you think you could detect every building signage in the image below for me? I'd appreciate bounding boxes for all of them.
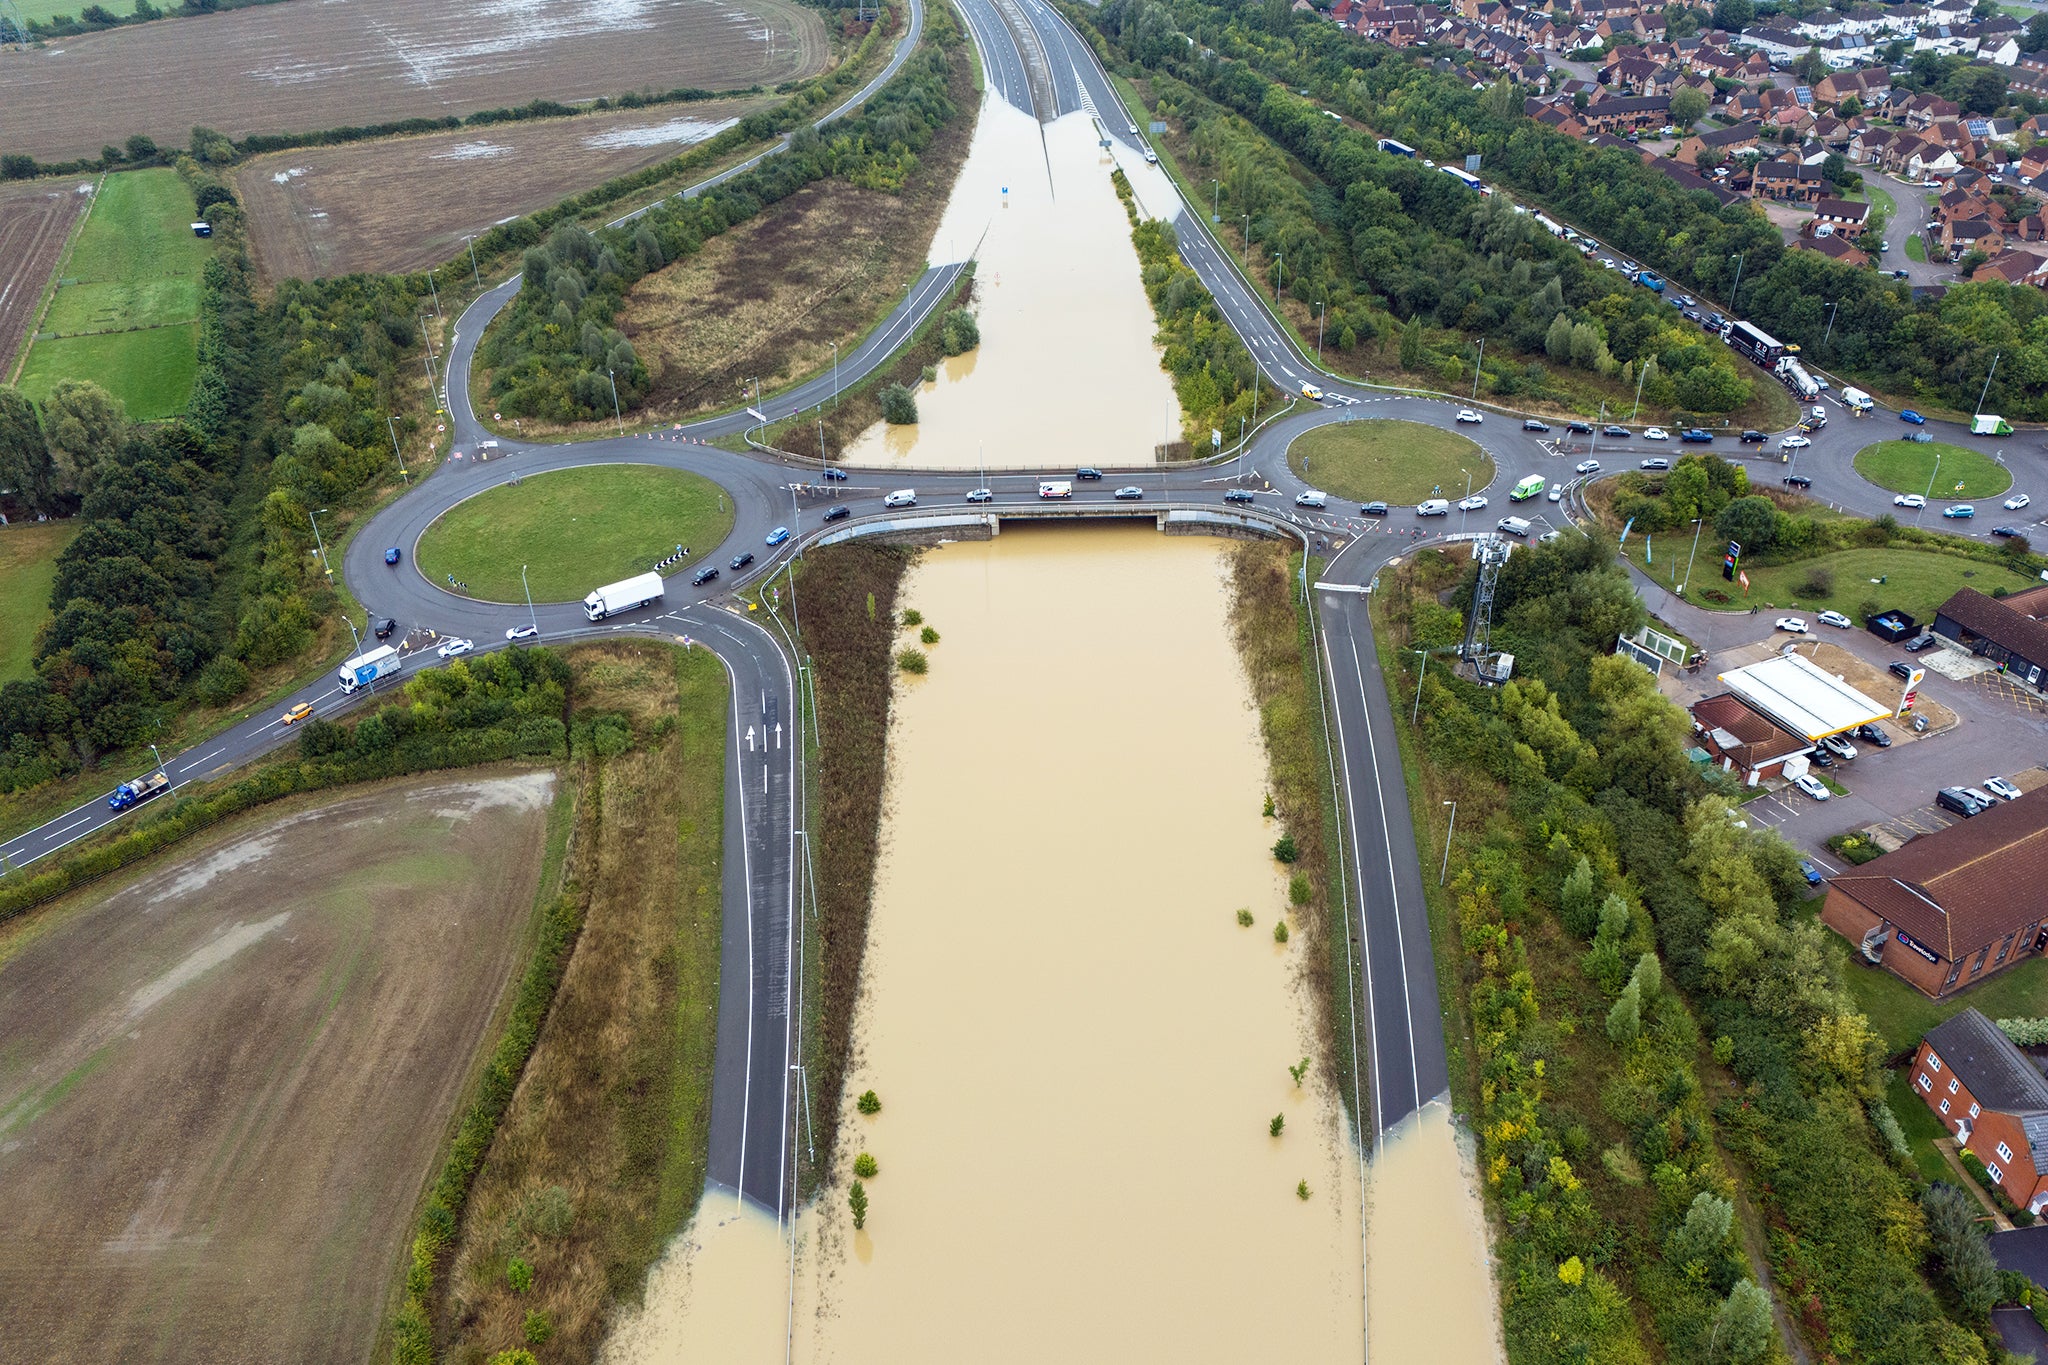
[1893,929,1940,963]
[1898,665,1925,718]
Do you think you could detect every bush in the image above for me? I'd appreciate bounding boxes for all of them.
[1796,566,1835,598]
[901,608,923,626]
[1288,872,1311,906]
[939,308,980,355]
[849,1179,869,1229]
[853,1152,878,1178]
[895,648,928,675]
[880,383,918,425]
[1236,907,1255,926]
[507,1256,533,1293]
[192,655,250,707]
[919,625,939,644]
[522,1311,553,1345]
[1270,1113,1285,1137]
[1271,834,1298,863]
[1272,919,1289,944]
[857,1089,882,1115]
[1997,1018,2048,1047]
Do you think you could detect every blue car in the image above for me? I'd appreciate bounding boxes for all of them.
[385,547,401,565]
[1799,860,1824,887]
[1943,504,1975,518]
[766,526,791,546]
[1900,410,1927,424]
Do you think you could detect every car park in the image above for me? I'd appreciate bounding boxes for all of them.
[1781,435,1810,449]
[1603,424,1631,438]
[2006,493,2031,510]
[1457,409,1484,423]
[1643,427,1670,440]
[1361,500,1388,515]
[1523,418,1549,432]
[729,551,755,570]
[1776,616,1809,633]
[1799,860,1824,886]
[1854,723,1891,748]
[1457,494,1488,511]
[1680,428,1714,442]
[1993,525,2023,538]
[1224,488,1256,504]
[1794,773,1832,801]
[822,465,849,481]
[1890,660,1915,679]
[1640,457,1670,470]
[506,623,539,640]
[1783,474,1813,488]
[1937,787,1986,818]
[437,638,473,658]
[1076,467,1103,480]
[385,547,401,565]
[1894,493,1926,508]
[1900,409,1926,424]
[1821,733,1858,760]
[1566,421,1593,434]
[1985,776,2023,802]
[1818,610,1852,629]
[1575,459,1601,474]
[965,487,994,503]
[1114,485,1144,500]
[1741,430,1767,443]
[823,505,851,522]
[282,702,314,725]
[766,526,791,546]
[1943,504,1974,519]
[691,565,719,586]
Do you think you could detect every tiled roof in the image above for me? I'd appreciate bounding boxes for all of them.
[1925,1008,2048,1173]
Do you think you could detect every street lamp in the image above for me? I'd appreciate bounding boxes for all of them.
[1976,350,2001,417]
[1822,300,1839,352]
[1273,249,1284,303]
[150,742,166,779]
[1920,451,1942,523]
[607,368,623,433]
[1472,337,1484,402]
[1679,516,1705,594]
[308,507,332,578]
[1439,801,1457,885]
[341,613,362,655]
[1728,252,1746,313]
[832,339,840,408]
[1630,357,1649,423]
[1412,648,1430,725]
[1316,300,1326,361]
[1209,177,1221,223]
[521,565,539,635]
[387,413,409,482]
[1241,214,1251,268]
[462,233,482,288]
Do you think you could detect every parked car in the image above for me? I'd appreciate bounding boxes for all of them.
[823,505,851,522]
[1680,428,1714,443]
[1784,474,1813,488]
[691,565,719,586]
[2005,493,2031,511]
[1643,427,1670,440]
[1523,418,1550,432]
[1361,500,1389,516]
[1985,776,2023,802]
[1603,424,1631,438]
[1821,733,1858,760]
[1457,409,1484,423]
[437,638,474,658]
[1114,485,1144,500]
[1818,610,1852,629]
[1943,504,1975,519]
[1458,494,1489,511]
[1566,421,1593,435]
[1900,409,1927,424]
[1908,430,1934,442]
[1781,435,1811,450]
[1640,457,1670,470]
[1776,616,1809,633]
[1993,525,2023,538]
[1890,660,1915,679]
[1904,631,1937,652]
[1224,488,1256,504]
[1892,269,1910,279]
[765,526,791,546]
[1539,529,1564,543]
[1854,723,1891,748]
[1807,745,1835,768]
[385,547,401,565]
[729,551,755,570]
[1894,493,1926,508]
[1794,773,1832,801]
[1936,787,1986,818]
[1799,860,1824,887]
[506,623,539,640]
[1576,459,1601,474]
[1740,430,1767,443]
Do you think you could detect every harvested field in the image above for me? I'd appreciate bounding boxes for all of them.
[0,771,559,1365]
[236,96,774,283]
[0,177,90,382]
[0,0,826,162]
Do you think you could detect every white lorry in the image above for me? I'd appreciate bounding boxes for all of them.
[583,571,665,621]
[338,645,401,693]
[1039,480,1072,499]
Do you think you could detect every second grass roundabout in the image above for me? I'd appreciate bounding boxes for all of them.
[1852,439,2013,501]
[1285,418,1494,505]
[415,464,736,603]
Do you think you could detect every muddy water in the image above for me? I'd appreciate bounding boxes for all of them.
[789,526,1364,1361]
[601,1204,788,1364]
[1367,1106,1504,1364]
[839,102,1179,469]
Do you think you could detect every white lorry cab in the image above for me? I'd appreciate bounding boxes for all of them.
[884,489,917,508]
[1417,498,1451,516]
[1295,490,1327,508]
[1038,480,1073,499]
[583,571,665,621]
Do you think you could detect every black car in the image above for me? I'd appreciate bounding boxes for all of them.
[1076,467,1104,480]
[1741,429,1767,443]
[1993,525,2024,538]
[1361,500,1389,516]
[1890,660,1914,680]
[822,466,849,481]
[1783,474,1813,488]
[1854,723,1893,748]
[729,551,755,570]
[1523,419,1550,432]
[1892,269,1910,280]
[1807,745,1834,769]
[691,565,720,586]
[1904,631,1937,652]
[374,617,398,640]
[1640,457,1670,470]
[823,505,851,522]
[1223,488,1256,504]
[1566,420,1593,435]
[1603,424,1632,438]
[1937,787,1985,818]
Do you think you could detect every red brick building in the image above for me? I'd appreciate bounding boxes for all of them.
[1820,785,2048,997]
[1911,1009,2048,1218]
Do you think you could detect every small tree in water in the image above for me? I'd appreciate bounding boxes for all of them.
[1270,1113,1285,1137]
[857,1089,882,1115]
[849,1179,869,1230]
[881,383,918,425]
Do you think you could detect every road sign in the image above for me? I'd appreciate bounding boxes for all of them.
[1212,428,1222,449]
[1464,153,1482,172]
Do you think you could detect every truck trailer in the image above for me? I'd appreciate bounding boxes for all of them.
[338,644,401,693]
[1775,357,1819,400]
[107,771,170,810]
[1972,414,2014,436]
[582,571,665,621]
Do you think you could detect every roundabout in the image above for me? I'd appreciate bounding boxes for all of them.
[1287,419,1493,505]
[1852,438,2012,502]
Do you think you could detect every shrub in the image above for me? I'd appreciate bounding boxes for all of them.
[1923,1183,2000,1317]
[1289,1056,1310,1086]
[849,1179,868,1229]
[857,1089,882,1115]
[1271,834,1299,863]
[853,1152,878,1178]
[920,625,939,644]
[901,609,923,626]
[1270,1113,1285,1137]
[192,655,250,707]
[881,383,918,425]
[489,1352,539,1365]
[1288,872,1311,906]
[1296,1179,1312,1200]
[522,1311,553,1345]
[1273,919,1289,944]
[507,1257,533,1294]
[1998,1018,2048,1047]
[1868,1099,1912,1163]
[1796,566,1835,598]
[938,308,980,355]
[895,648,928,675]
[1237,908,1255,926]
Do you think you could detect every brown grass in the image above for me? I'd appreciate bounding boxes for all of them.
[440,641,725,1364]
[235,98,777,284]
[0,0,825,162]
[791,543,911,1180]
[0,178,89,381]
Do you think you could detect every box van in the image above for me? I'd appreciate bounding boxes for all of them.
[884,489,916,509]
[1295,490,1327,508]
[1509,475,1546,502]
[1417,499,1450,516]
[1496,516,1532,537]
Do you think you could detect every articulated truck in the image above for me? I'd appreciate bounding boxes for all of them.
[107,771,170,810]
[583,571,665,621]
[339,645,401,693]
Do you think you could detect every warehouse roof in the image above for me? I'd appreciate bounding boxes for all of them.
[1716,653,1888,740]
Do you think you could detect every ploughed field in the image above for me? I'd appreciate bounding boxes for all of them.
[0,772,557,1365]
[0,179,90,379]
[234,96,773,282]
[0,0,826,162]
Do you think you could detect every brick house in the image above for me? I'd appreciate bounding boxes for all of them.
[1752,159,1832,201]
[1676,120,1761,165]
[1689,693,1810,780]
[1910,1009,2048,1218]
[1973,249,2048,286]
[1821,783,2048,997]
[1812,197,1871,237]
[1934,587,2048,683]
[1580,93,1673,133]
[1793,232,1870,266]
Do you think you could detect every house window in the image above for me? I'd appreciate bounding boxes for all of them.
[1997,933,2016,965]
[1941,1098,1951,1114]
[1999,1141,2015,1163]
[1919,1072,1934,1091]
[1945,958,1963,986]
[1949,1077,1960,1095]
[1990,1163,2005,1183]
[1971,946,1991,976]
[1970,1103,1980,1119]
[1929,1053,1943,1072]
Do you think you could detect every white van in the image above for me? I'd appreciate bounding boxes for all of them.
[1039,480,1072,499]
[884,489,916,508]
[1417,499,1451,516]
[1496,516,1532,537]
[1295,490,1327,508]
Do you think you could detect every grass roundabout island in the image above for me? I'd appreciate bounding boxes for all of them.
[416,464,735,603]
[1286,419,1494,505]
[1852,439,2011,501]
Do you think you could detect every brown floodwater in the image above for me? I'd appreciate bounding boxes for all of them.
[838,102,1179,470]
[789,526,1365,1361]
[601,1203,788,1363]
[1366,1106,1504,1363]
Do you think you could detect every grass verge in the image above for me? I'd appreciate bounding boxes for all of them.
[1825,929,2048,1058]
[1886,1068,1956,1187]
[1288,419,1493,505]
[1906,235,1929,263]
[0,522,74,685]
[1716,546,2037,622]
[415,465,736,603]
[436,641,727,1360]
[1853,439,2011,500]
[1224,540,1364,1123]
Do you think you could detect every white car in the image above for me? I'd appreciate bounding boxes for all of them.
[1793,773,1832,801]
[1985,776,2023,801]
[1457,409,1484,423]
[1457,494,1489,511]
[1575,459,1601,474]
[1776,616,1809,634]
[1821,733,1858,760]
[436,638,474,658]
[1817,610,1852,629]
[1894,493,1926,508]
[1643,427,1670,440]
[506,624,539,641]
[2006,493,2031,511]
[1780,435,1811,450]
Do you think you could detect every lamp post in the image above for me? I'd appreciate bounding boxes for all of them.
[1316,300,1326,361]
[341,613,361,655]
[1590,401,1607,459]
[309,507,332,578]
[1241,214,1251,268]
[1822,300,1839,352]
[1273,249,1284,303]
[1920,451,1941,523]
[1976,350,2001,417]
[1412,648,1430,725]
[1472,337,1484,402]
[462,233,481,288]
[150,742,166,780]
[387,413,409,482]
[1679,516,1705,594]
[521,565,538,635]
[607,368,623,432]
[1728,251,1746,313]
[1439,801,1457,885]
[1210,177,1221,223]
[832,339,840,408]
[1630,357,1649,423]
[1459,468,1471,531]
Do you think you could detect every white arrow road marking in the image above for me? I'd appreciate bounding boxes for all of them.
[775,723,783,749]
[747,726,757,752]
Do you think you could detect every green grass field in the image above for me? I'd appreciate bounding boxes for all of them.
[15,169,210,420]
[416,465,735,603]
[0,522,74,685]
[1286,419,1494,505]
[1826,927,2048,1057]
[1886,1069,1957,1187]
[1853,440,2011,500]
[1696,547,2035,621]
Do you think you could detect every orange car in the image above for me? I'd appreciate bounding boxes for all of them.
[281,702,313,725]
